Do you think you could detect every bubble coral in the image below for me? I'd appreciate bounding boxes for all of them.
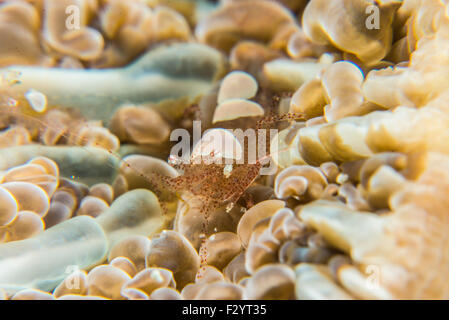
[262,57,332,92]
[11,289,55,300]
[89,183,114,205]
[1,182,49,218]
[195,0,296,52]
[0,126,31,148]
[110,104,171,145]
[274,165,328,200]
[2,43,225,124]
[121,267,176,297]
[322,61,365,122]
[1,210,45,242]
[43,187,81,229]
[2,0,449,302]
[229,41,282,77]
[96,1,191,67]
[244,264,296,300]
[150,287,182,300]
[223,252,249,284]
[180,265,244,300]
[68,123,120,152]
[273,101,449,167]
[0,186,18,227]
[286,28,330,60]
[0,145,120,185]
[87,264,131,300]
[297,152,449,299]
[42,0,104,61]
[97,0,154,66]
[53,269,88,298]
[2,157,59,197]
[0,189,163,294]
[108,235,151,272]
[109,256,137,278]
[244,207,311,273]
[212,99,265,124]
[217,71,258,104]
[194,281,244,300]
[202,232,242,270]
[289,78,326,119]
[151,5,191,42]
[145,230,200,289]
[76,195,109,218]
[295,263,354,300]
[0,215,108,294]
[302,0,400,66]
[0,1,51,67]
[57,294,108,300]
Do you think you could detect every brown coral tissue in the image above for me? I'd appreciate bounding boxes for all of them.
[0,0,449,302]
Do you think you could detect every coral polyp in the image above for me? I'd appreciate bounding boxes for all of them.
[0,0,449,301]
